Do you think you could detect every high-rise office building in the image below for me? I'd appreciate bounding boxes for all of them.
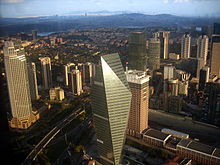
[3,41,39,129]
[39,57,52,89]
[84,62,93,85]
[77,63,85,84]
[196,58,205,79]
[91,53,131,165]
[128,32,146,71]
[181,34,191,59]
[154,31,169,59]
[64,63,75,86]
[68,69,83,95]
[27,62,39,101]
[214,23,220,35]
[199,66,210,91]
[126,70,150,138]
[32,30,37,41]
[197,35,209,65]
[147,38,160,71]
[210,35,220,78]
[206,82,220,127]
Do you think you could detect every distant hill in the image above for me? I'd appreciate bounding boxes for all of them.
[0,13,219,36]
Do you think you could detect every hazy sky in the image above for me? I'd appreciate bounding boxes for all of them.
[0,0,220,18]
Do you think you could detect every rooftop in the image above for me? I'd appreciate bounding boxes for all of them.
[144,128,170,141]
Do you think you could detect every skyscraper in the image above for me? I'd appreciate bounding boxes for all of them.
[147,38,160,71]
[206,82,220,127]
[91,53,131,165]
[39,57,52,89]
[27,62,39,101]
[84,62,93,85]
[210,35,220,77]
[199,66,210,91]
[126,70,150,138]
[181,34,191,59]
[196,58,205,78]
[32,30,37,41]
[3,41,39,129]
[154,31,169,59]
[128,32,146,71]
[64,63,75,86]
[197,35,209,65]
[68,69,83,95]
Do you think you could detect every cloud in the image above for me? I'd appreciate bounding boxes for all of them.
[174,0,190,3]
[0,0,24,3]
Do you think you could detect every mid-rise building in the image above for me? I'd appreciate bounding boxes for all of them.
[91,53,131,165]
[126,70,150,138]
[147,38,160,71]
[210,35,220,78]
[39,57,52,89]
[68,69,83,95]
[49,87,65,101]
[164,65,174,80]
[128,32,147,71]
[178,81,188,96]
[169,53,180,60]
[197,35,208,65]
[181,34,191,59]
[3,41,39,129]
[154,31,169,59]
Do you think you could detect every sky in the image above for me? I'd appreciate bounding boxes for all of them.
[0,0,220,18]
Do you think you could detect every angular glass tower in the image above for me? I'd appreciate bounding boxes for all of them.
[91,53,132,165]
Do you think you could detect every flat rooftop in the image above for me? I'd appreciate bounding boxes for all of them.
[144,128,170,141]
[177,139,219,157]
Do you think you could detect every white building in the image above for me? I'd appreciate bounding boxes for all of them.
[181,34,191,59]
[49,87,65,101]
[197,35,208,65]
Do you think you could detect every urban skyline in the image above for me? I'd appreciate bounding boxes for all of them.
[0,10,220,165]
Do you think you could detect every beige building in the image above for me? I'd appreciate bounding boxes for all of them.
[4,41,39,129]
[64,63,75,86]
[197,35,209,65]
[181,34,191,59]
[154,31,170,59]
[126,70,150,138]
[210,35,220,78]
[49,87,65,101]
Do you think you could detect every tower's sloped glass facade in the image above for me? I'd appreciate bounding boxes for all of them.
[91,53,131,165]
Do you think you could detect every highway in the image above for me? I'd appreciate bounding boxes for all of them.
[22,108,84,165]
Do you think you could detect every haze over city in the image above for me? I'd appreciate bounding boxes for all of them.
[0,0,220,18]
[0,0,220,165]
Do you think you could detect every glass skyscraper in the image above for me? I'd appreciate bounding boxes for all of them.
[91,53,131,165]
[128,32,147,71]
